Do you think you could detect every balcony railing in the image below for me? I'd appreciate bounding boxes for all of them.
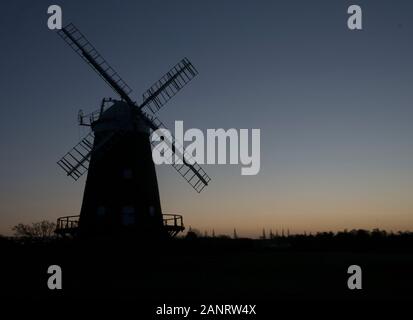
[163,214,185,237]
[163,214,183,228]
[55,215,80,236]
[55,213,184,237]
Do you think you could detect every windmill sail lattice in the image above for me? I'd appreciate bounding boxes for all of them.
[57,132,118,180]
[147,114,211,193]
[57,23,133,101]
[57,132,94,180]
[141,58,198,114]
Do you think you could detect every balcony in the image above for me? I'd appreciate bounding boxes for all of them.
[55,213,184,237]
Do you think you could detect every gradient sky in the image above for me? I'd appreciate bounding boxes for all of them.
[1,0,413,237]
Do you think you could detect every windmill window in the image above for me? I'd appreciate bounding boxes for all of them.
[123,169,133,179]
[96,206,106,217]
[121,206,135,225]
[149,206,155,217]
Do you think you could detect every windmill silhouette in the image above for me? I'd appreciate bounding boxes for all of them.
[54,24,211,238]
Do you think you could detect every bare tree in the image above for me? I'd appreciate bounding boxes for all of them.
[12,220,56,239]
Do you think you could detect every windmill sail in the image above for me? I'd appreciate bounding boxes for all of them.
[57,132,95,180]
[57,131,118,180]
[58,23,133,103]
[146,114,211,193]
[140,58,198,114]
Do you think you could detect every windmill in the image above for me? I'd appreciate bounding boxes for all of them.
[54,23,211,238]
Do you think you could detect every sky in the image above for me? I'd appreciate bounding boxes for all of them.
[1,0,413,237]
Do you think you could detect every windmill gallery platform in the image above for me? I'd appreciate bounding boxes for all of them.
[55,214,185,238]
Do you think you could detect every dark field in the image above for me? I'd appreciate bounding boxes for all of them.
[2,236,413,303]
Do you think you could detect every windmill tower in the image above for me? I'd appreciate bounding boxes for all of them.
[54,24,210,238]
